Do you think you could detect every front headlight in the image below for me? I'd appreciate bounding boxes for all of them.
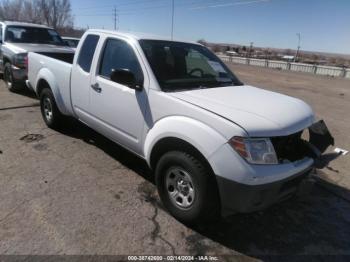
[229,137,278,165]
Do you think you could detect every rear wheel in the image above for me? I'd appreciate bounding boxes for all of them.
[40,88,64,129]
[3,63,22,92]
[156,151,220,224]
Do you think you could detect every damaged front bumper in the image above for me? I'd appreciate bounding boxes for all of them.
[308,120,335,164]
[216,120,335,216]
[271,120,334,166]
[217,166,314,215]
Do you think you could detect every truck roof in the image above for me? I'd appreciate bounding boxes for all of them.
[2,21,52,29]
[87,29,201,45]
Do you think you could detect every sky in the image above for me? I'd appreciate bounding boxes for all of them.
[71,0,350,54]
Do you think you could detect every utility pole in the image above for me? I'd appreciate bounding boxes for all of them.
[171,0,175,40]
[294,33,301,62]
[113,6,118,31]
[248,42,254,58]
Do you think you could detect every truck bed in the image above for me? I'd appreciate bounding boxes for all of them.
[36,52,75,64]
[28,52,75,116]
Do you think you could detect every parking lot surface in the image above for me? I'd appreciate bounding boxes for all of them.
[0,64,349,260]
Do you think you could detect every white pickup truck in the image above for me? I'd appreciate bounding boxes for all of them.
[27,29,334,224]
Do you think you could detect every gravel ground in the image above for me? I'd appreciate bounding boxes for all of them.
[0,64,349,260]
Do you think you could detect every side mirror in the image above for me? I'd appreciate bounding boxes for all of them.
[110,69,143,91]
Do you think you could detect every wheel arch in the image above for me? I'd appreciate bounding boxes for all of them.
[149,137,213,172]
[36,78,51,97]
[34,69,70,115]
[145,116,228,176]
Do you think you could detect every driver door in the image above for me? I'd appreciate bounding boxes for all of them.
[88,37,147,154]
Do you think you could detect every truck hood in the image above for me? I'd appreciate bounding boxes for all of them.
[3,43,74,54]
[169,85,315,137]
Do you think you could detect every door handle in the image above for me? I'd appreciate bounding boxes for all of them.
[91,83,102,93]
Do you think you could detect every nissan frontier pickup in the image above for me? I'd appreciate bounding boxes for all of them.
[27,29,334,224]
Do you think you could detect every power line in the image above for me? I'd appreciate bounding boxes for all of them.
[77,3,169,14]
[74,0,272,34]
[77,0,261,12]
[190,0,270,10]
[76,0,225,12]
[75,4,171,17]
[76,0,264,16]
[75,1,197,17]
[77,0,165,11]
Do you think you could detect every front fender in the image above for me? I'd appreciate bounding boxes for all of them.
[144,116,229,175]
[35,68,70,116]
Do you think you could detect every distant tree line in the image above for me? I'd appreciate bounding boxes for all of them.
[0,0,83,36]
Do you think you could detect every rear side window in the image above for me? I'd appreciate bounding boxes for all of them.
[77,34,99,72]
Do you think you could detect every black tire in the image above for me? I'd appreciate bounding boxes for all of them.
[40,88,64,129]
[3,63,22,92]
[155,151,220,224]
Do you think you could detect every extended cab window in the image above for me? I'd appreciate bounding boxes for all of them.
[99,38,143,83]
[77,34,99,73]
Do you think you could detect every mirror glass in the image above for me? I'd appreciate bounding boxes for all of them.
[110,69,142,90]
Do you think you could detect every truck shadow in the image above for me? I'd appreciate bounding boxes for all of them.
[192,182,350,259]
[58,119,153,182]
[58,120,350,259]
[8,86,38,99]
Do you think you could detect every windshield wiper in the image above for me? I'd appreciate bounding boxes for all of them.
[161,78,242,92]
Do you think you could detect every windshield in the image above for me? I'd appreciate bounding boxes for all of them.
[5,26,65,46]
[139,40,243,91]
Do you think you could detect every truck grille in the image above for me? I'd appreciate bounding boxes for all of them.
[270,131,312,163]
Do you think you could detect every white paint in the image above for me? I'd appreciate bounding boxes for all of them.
[28,29,316,189]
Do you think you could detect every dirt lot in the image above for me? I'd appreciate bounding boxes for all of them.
[0,64,349,260]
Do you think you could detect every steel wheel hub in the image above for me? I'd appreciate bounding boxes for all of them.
[43,97,53,122]
[165,167,195,209]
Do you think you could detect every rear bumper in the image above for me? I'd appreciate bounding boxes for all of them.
[217,166,313,216]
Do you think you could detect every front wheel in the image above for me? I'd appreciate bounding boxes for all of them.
[155,151,220,224]
[40,88,64,129]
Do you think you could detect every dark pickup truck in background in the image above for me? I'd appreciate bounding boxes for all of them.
[0,21,74,92]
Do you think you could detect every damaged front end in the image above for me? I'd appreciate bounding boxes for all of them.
[217,121,335,215]
[271,120,335,165]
